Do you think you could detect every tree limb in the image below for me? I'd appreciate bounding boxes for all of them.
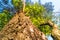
[40,20,60,40]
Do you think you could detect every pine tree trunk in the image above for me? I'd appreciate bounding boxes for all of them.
[0,12,47,40]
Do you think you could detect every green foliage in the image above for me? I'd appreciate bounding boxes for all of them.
[25,3,52,35]
[0,10,13,30]
[25,3,46,26]
[12,0,23,10]
[38,25,52,35]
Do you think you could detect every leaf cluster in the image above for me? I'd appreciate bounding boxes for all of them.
[0,10,13,30]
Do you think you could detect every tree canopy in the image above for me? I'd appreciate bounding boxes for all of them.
[0,0,54,35]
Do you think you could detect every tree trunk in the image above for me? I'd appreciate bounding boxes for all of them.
[0,12,47,40]
[40,20,60,40]
[23,0,25,13]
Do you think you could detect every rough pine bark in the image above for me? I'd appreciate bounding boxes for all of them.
[0,12,47,40]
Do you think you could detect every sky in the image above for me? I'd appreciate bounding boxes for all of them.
[41,0,60,12]
[32,0,60,12]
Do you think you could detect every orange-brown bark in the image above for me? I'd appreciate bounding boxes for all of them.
[0,12,47,40]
